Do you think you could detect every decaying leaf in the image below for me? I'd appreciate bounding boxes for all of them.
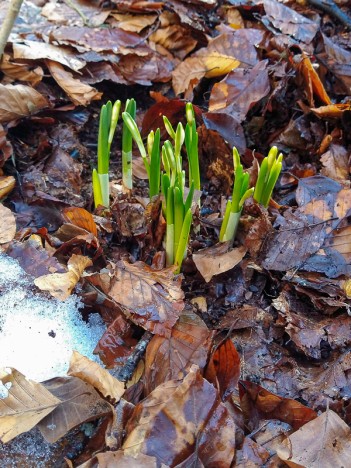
[104,260,185,336]
[0,204,16,244]
[68,351,125,403]
[0,83,48,124]
[0,175,15,199]
[123,365,236,466]
[193,242,247,282]
[0,54,43,86]
[62,207,98,237]
[34,254,92,300]
[144,308,213,394]
[46,60,102,106]
[0,368,60,443]
[78,450,160,468]
[277,410,351,467]
[38,376,112,443]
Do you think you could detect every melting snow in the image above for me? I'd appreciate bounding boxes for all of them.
[0,253,105,383]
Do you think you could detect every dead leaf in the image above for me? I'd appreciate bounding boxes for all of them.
[150,24,197,60]
[106,260,185,336]
[0,54,43,86]
[78,450,160,468]
[239,380,317,431]
[311,102,351,119]
[0,175,15,199]
[13,41,86,72]
[295,52,331,107]
[46,60,102,106]
[123,366,236,466]
[0,83,48,124]
[38,376,112,443]
[63,207,98,237]
[34,254,92,300]
[205,339,241,400]
[277,410,351,467]
[209,60,270,122]
[68,351,125,403]
[193,243,247,282]
[144,308,213,394]
[0,368,60,443]
[320,144,350,183]
[0,204,16,244]
[110,12,158,32]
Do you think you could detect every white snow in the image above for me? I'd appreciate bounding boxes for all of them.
[0,253,106,383]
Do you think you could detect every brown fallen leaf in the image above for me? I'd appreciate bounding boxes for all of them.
[78,450,160,468]
[110,12,158,32]
[144,308,213,394]
[68,351,125,404]
[320,144,350,183]
[277,409,351,467]
[123,365,236,466]
[34,254,92,300]
[0,54,43,86]
[62,207,98,237]
[38,376,112,444]
[0,175,15,199]
[46,60,102,106]
[0,368,60,443]
[311,102,351,119]
[193,242,247,282]
[104,260,185,336]
[0,204,16,244]
[12,41,86,72]
[0,83,48,124]
[295,52,331,107]
[239,380,317,431]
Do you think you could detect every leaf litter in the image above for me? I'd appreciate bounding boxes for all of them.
[0,0,351,465]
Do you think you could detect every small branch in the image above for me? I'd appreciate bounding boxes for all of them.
[307,0,351,30]
[112,331,153,382]
[0,0,24,61]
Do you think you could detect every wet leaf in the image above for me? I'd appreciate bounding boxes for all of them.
[209,60,270,122]
[295,52,331,107]
[123,366,236,466]
[0,204,16,244]
[6,238,66,277]
[110,12,158,32]
[277,410,351,467]
[47,60,102,106]
[193,243,247,282]
[38,376,112,443]
[205,339,240,400]
[239,380,317,431]
[320,144,350,182]
[0,368,60,443]
[0,83,48,124]
[263,0,319,44]
[105,260,185,337]
[150,24,197,60]
[311,102,351,119]
[235,437,270,467]
[144,308,213,394]
[68,351,125,403]
[34,254,92,300]
[78,450,161,468]
[0,54,43,86]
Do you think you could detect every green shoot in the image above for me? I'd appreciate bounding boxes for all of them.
[253,146,283,208]
[174,208,192,274]
[94,99,121,208]
[149,128,161,198]
[122,99,136,190]
[185,103,200,192]
[220,147,254,243]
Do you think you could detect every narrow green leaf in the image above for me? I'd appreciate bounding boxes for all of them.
[261,160,282,207]
[92,169,103,209]
[174,208,192,273]
[231,165,243,213]
[149,128,161,198]
[184,182,194,213]
[221,210,242,243]
[253,157,268,205]
[174,186,185,255]
[239,187,254,209]
[108,100,121,146]
[163,115,176,140]
[219,199,232,242]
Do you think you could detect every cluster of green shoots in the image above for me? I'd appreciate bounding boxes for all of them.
[122,103,200,273]
[92,99,200,273]
[92,99,283,271]
[219,146,283,243]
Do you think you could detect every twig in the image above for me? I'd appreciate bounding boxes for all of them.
[112,331,153,382]
[0,0,24,61]
[307,0,351,30]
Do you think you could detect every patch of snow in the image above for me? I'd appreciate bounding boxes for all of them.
[0,253,105,383]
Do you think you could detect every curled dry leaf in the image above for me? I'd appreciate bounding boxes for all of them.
[38,376,113,444]
[68,351,125,403]
[0,368,60,443]
[144,308,213,394]
[123,365,236,467]
[0,204,16,244]
[193,242,247,282]
[277,409,351,467]
[34,254,92,300]
[0,54,43,86]
[110,12,158,32]
[62,207,98,237]
[295,52,331,107]
[0,83,48,124]
[320,144,350,183]
[46,60,102,106]
[78,450,160,468]
[0,175,16,199]
[106,260,185,336]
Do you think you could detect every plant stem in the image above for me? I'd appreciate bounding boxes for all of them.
[122,99,136,190]
[0,0,24,61]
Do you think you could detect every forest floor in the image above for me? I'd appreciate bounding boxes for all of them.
[0,0,351,467]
